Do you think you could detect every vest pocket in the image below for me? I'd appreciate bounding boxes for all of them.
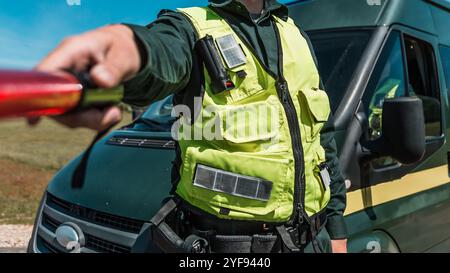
[297,88,331,143]
[227,66,253,101]
[181,146,292,218]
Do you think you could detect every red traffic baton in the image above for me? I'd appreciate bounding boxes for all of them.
[0,70,123,119]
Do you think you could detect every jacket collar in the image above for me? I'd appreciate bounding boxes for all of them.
[209,0,289,21]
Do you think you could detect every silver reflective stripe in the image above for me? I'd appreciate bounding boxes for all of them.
[319,168,331,190]
[215,34,247,69]
[194,164,272,202]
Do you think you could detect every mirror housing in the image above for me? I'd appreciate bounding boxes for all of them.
[366,97,426,165]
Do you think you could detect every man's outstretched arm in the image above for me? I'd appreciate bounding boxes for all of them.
[34,11,196,130]
[123,11,197,106]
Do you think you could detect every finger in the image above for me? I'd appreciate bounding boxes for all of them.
[90,45,133,88]
[35,38,85,72]
[35,34,107,73]
[27,117,41,126]
[99,106,122,130]
[52,106,121,131]
[90,30,140,87]
[90,64,120,88]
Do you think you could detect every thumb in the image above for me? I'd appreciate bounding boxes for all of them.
[27,117,41,127]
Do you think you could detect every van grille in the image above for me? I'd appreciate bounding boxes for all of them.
[85,234,130,253]
[46,193,144,234]
[41,214,131,253]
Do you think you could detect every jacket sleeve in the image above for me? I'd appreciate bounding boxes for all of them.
[320,115,348,240]
[122,10,197,106]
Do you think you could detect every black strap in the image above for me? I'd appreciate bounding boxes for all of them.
[211,235,253,253]
[152,222,185,253]
[275,226,300,253]
[209,234,278,253]
[71,122,118,188]
[149,198,211,253]
[251,235,279,253]
[150,198,179,226]
[274,210,327,253]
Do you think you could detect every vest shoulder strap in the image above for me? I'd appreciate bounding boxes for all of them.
[177,7,229,38]
[273,16,301,33]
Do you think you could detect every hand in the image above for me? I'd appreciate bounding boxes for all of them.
[27,107,123,131]
[331,239,348,253]
[32,24,142,131]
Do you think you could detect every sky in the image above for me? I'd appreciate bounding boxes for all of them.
[0,0,291,69]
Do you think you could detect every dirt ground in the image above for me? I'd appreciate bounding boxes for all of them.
[0,114,131,251]
[0,159,51,252]
[0,159,53,224]
[0,225,32,250]
[0,114,131,225]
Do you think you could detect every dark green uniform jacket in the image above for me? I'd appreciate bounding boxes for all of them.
[123,0,348,240]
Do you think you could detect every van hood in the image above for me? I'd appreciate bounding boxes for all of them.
[46,129,174,222]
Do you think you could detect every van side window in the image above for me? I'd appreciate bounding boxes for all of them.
[404,36,441,137]
[363,31,406,141]
[440,46,450,102]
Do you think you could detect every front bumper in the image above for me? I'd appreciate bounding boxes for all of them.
[28,192,144,253]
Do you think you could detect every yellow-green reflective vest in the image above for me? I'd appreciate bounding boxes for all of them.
[175,7,331,223]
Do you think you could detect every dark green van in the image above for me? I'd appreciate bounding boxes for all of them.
[28,0,450,253]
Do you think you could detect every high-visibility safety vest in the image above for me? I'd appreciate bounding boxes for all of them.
[174,7,331,223]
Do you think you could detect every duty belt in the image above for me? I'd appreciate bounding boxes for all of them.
[144,197,328,253]
[189,213,276,235]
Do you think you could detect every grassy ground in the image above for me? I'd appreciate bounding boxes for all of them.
[0,114,130,224]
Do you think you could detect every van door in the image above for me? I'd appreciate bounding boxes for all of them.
[349,28,450,252]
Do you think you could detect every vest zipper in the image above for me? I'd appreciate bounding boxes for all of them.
[272,23,310,226]
[276,81,310,226]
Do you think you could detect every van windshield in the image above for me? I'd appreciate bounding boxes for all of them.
[131,95,176,132]
[308,29,373,111]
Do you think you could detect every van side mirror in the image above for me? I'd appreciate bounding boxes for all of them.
[365,97,426,165]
